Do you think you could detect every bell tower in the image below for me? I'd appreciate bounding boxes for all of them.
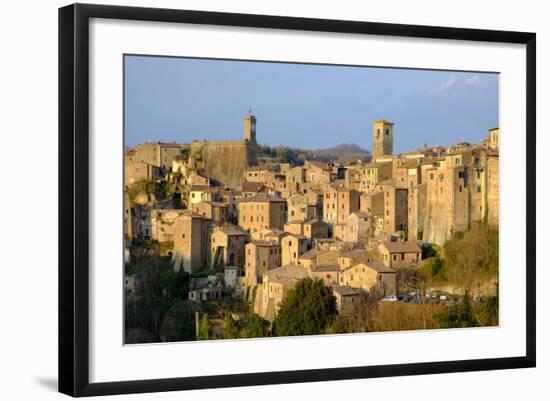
[373,119,394,160]
[244,111,257,145]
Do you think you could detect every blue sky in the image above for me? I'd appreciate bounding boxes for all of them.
[124,55,499,153]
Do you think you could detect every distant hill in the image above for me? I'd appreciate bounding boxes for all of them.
[257,143,371,165]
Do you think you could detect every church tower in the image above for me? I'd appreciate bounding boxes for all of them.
[244,112,257,144]
[373,119,394,160]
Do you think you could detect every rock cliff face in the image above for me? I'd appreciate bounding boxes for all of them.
[191,141,257,188]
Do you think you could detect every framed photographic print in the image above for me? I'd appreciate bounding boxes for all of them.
[58,3,536,397]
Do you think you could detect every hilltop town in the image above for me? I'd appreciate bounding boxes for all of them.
[124,114,500,342]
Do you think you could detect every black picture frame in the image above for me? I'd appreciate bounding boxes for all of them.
[59,3,536,397]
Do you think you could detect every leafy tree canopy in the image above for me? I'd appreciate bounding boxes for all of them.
[273,278,337,337]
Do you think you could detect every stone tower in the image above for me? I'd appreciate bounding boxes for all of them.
[373,119,394,160]
[244,112,257,144]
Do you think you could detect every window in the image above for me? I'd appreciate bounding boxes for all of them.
[458,171,464,179]
[393,254,397,261]
[385,129,389,139]
[377,129,380,139]
[459,185,462,192]
[477,186,481,193]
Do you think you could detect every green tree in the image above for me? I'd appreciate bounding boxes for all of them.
[197,313,210,340]
[159,268,189,300]
[436,291,479,328]
[273,278,337,336]
[224,313,239,339]
[159,300,196,342]
[241,313,270,338]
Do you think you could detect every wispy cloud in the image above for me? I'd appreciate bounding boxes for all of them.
[464,74,480,85]
[429,74,457,93]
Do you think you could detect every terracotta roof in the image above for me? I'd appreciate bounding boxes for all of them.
[379,241,422,254]
[190,185,212,191]
[332,285,363,296]
[286,220,306,225]
[238,194,286,203]
[298,249,318,260]
[251,240,278,247]
[303,219,325,225]
[312,265,340,272]
[306,160,330,170]
[264,265,309,283]
[241,181,265,193]
[365,261,396,273]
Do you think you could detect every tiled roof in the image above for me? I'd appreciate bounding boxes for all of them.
[331,285,363,296]
[264,265,309,283]
[238,194,286,203]
[380,241,422,254]
[365,261,396,273]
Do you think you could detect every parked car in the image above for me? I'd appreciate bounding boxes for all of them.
[381,295,398,302]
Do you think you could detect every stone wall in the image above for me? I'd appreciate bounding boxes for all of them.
[191,141,257,188]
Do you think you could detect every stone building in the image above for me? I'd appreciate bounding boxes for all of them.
[332,286,364,316]
[210,226,248,269]
[407,144,499,244]
[304,160,332,189]
[360,190,384,216]
[323,187,360,225]
[150,208,187,244]
[192,201,229,225]
[338,261,396,297]
[357,161,393,192]
[338,249,373,270]
[258,265,310,321]
[372,119,394,161]
[281,233,309,266]
[377,182,408,234]
[173,212,212,273]
[343,211,371,243]
[187,114,259,188]
[126,142,184,170]
[124,192,132,239]
[237,194,287,234]
[284,219,329,240]
[308,264,340,286]
[244,241,281,287]
[407,184,427,241]
[244,112,257,145]
[421,157,469,244]
[487,127,499,150]
[486,153,499,227]
[124,158,161,186]
[378,241,422,269]
[286,166,307,193]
